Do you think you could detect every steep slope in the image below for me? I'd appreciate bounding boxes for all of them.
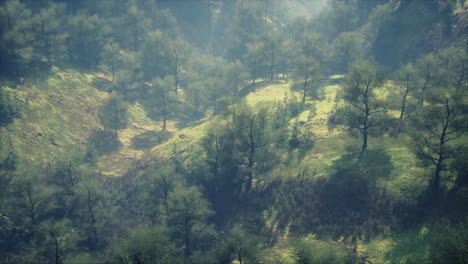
[1,67,170,175]
[1,68,107,163]
[1,67,455,264]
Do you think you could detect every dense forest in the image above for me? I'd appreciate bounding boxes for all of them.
[0,0,467,263]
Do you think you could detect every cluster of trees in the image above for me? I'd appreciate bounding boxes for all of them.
[2,0,463,135]
[1,0,467,263]
[269,47,467,261]
[330,46,467,196]
[0,145,268,263]
[0,89,19,127]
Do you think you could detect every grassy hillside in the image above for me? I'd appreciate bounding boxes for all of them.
[1,67,106,164]
[5,66,428,207]
[1,68,461,263]
[1,67,174,176]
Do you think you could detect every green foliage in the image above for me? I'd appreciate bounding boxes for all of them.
[139,30,172,80]
[1,150,18,171]
[329,60,390,152]
[0,89,19,127]
[372,0,455,67]
[181,54,228,118]
[167,184,215,259]
[429,220,468,264]
[142,75,177,131]
[0,1,467,263]
[115,1,152,51]
[292,238,351,264]
[317,3,362,39]
[300,32,329,64]
[106,225,175,264]
[112,51,142,100]
[99,93,128,137]
[91,76,112,92]
[131,130,172,150]
[244,42,267,83]
[215,224,263,264]
[34,219,79,264]
[66,13,108,67]
[64,253,97,264]
[331,32,365,72]
[410,91,467,194]
[87,129,122,157]
[223,60,250,96]
[288,121,315,152]
[31,2,67,67]
[314,150,393,242]
[0,0,34,75]
[385,220,468,264]
[392,63,421,120]
[291,55,323,103]
[99,41,120,82]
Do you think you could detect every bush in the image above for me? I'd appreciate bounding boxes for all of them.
[293,238,352,264]
[0,89,19,127]
[385,220,468,264]
[87,129,121,156]
[429,220,468,264]
[92,77,112,92]
[131,130,172,150]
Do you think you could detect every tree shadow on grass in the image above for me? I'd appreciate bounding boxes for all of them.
[131,130,172,150]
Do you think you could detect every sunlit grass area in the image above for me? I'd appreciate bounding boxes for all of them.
[1,67,107,164]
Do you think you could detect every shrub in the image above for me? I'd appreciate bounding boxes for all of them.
[293,238,352,264]
[131,130,172,150]
[87,129,121,156]
[0,89,19,127]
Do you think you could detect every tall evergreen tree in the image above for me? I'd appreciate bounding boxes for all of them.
[329,60,387,153]
[0,0,34,76]
[99,93,128,137]
[32,2,67,68]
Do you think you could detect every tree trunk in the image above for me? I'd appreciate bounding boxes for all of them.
[162,176,169,215]
[270,48,275,81]
[362,128,368,153]
[162,91,167,131]
[433,156,443,197]
[361,82,370,154]
[455,61,465,89]
[111,59,115,82]
[184,222,191,261]
[246,116,256,193]
[420,66,431,106]
[87,188,98,251]
[173,45,179,94]
[53,234,60,264]
[26,181,36,225]
[351,235,357,252]
[399,86,409,120]
[302,65,309,104]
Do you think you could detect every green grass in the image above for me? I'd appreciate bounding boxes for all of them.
[243,79,433,264]
[2,67,108,164]
[245,80,298,105]
[131,130,172,150]
[3,68,431,205]
[1,67,181,176]
[2,68,454,264]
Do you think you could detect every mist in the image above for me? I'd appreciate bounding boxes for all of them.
[0,0,467,263]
